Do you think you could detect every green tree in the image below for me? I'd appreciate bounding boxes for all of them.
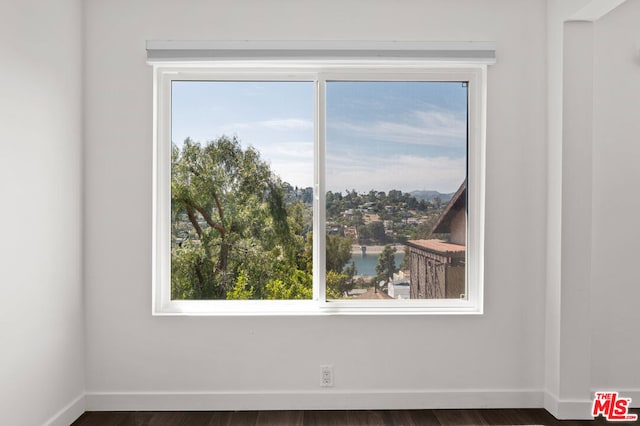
[324,234,357,298]
[356,224,372,245]
[326,270,352,299]
[326,234,353,273]
[398,245,410,271]
[367,221,386,244]
[375,245,397,291]
[171,136,297,299]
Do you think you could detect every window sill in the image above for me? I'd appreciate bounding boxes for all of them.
[152,299,483,316]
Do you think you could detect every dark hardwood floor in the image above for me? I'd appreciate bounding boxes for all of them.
[72,408,639,425]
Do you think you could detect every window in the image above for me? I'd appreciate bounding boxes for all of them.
[149,42,489,315]
[170,81,315,302]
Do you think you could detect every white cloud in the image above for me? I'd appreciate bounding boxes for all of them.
[251,141,314,188]
[226,118,313,132]
[326,153,465,194]
[330,109,466,147]
[260,119,313,130]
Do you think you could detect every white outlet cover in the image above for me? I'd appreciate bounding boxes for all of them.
[320,365,333,387]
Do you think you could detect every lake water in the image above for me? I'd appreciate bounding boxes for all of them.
[350,251,405,276]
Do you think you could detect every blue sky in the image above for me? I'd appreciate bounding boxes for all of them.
[172,80,467,194]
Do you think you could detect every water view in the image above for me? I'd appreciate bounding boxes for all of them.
[350,247,405,277]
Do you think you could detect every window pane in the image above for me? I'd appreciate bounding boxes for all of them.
[325,81,468,300]
[171,81,314,300]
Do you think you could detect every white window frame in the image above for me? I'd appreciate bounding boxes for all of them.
[150,53,488,316]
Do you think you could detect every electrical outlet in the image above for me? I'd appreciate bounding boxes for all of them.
[320,365,333,387]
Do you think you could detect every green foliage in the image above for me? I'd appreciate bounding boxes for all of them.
[171,136,306,300]
[357,221,387,245]
[171,240,218,299]
[226,271,254,300]
[265,269,312,300]
[368,222,387,243]
[326,267,356,299]
[398,245,410,271]
[375,245,398,285]
[170,135,425,301]
[326,234,353,273]
[324,234,357,298]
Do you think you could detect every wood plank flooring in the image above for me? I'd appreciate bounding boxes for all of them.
[72,408,640,425]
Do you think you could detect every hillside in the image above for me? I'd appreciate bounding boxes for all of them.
[409,190,454,203]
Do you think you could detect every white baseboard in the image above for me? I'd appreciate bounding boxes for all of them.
[628,389,640,408]
[44,394,86,426]
[543,391,592,420]
[543,391,594,420]
[85,389,543,411]
[39,388,639,421]
[544,389,640,420]
[38,388,639,422]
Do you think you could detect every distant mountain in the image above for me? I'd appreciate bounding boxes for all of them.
[409,190,454,203]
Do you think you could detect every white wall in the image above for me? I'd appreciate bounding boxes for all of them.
[83,0,548,408]
[0,0,85,425]
[545,0,640,418]
[545,0,591,406]
[591,0,640,394]
[559,19,594,408]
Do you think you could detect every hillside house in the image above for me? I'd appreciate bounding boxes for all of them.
[407,181,466,299]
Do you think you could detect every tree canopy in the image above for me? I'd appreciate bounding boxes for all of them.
[171,135,360,300]
[171,136,310,300]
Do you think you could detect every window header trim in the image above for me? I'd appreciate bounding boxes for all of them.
[146,40,496,65]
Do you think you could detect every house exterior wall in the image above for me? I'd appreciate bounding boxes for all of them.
[446,265,466,299]
[408,245,464,299]
[449,209,466,246]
